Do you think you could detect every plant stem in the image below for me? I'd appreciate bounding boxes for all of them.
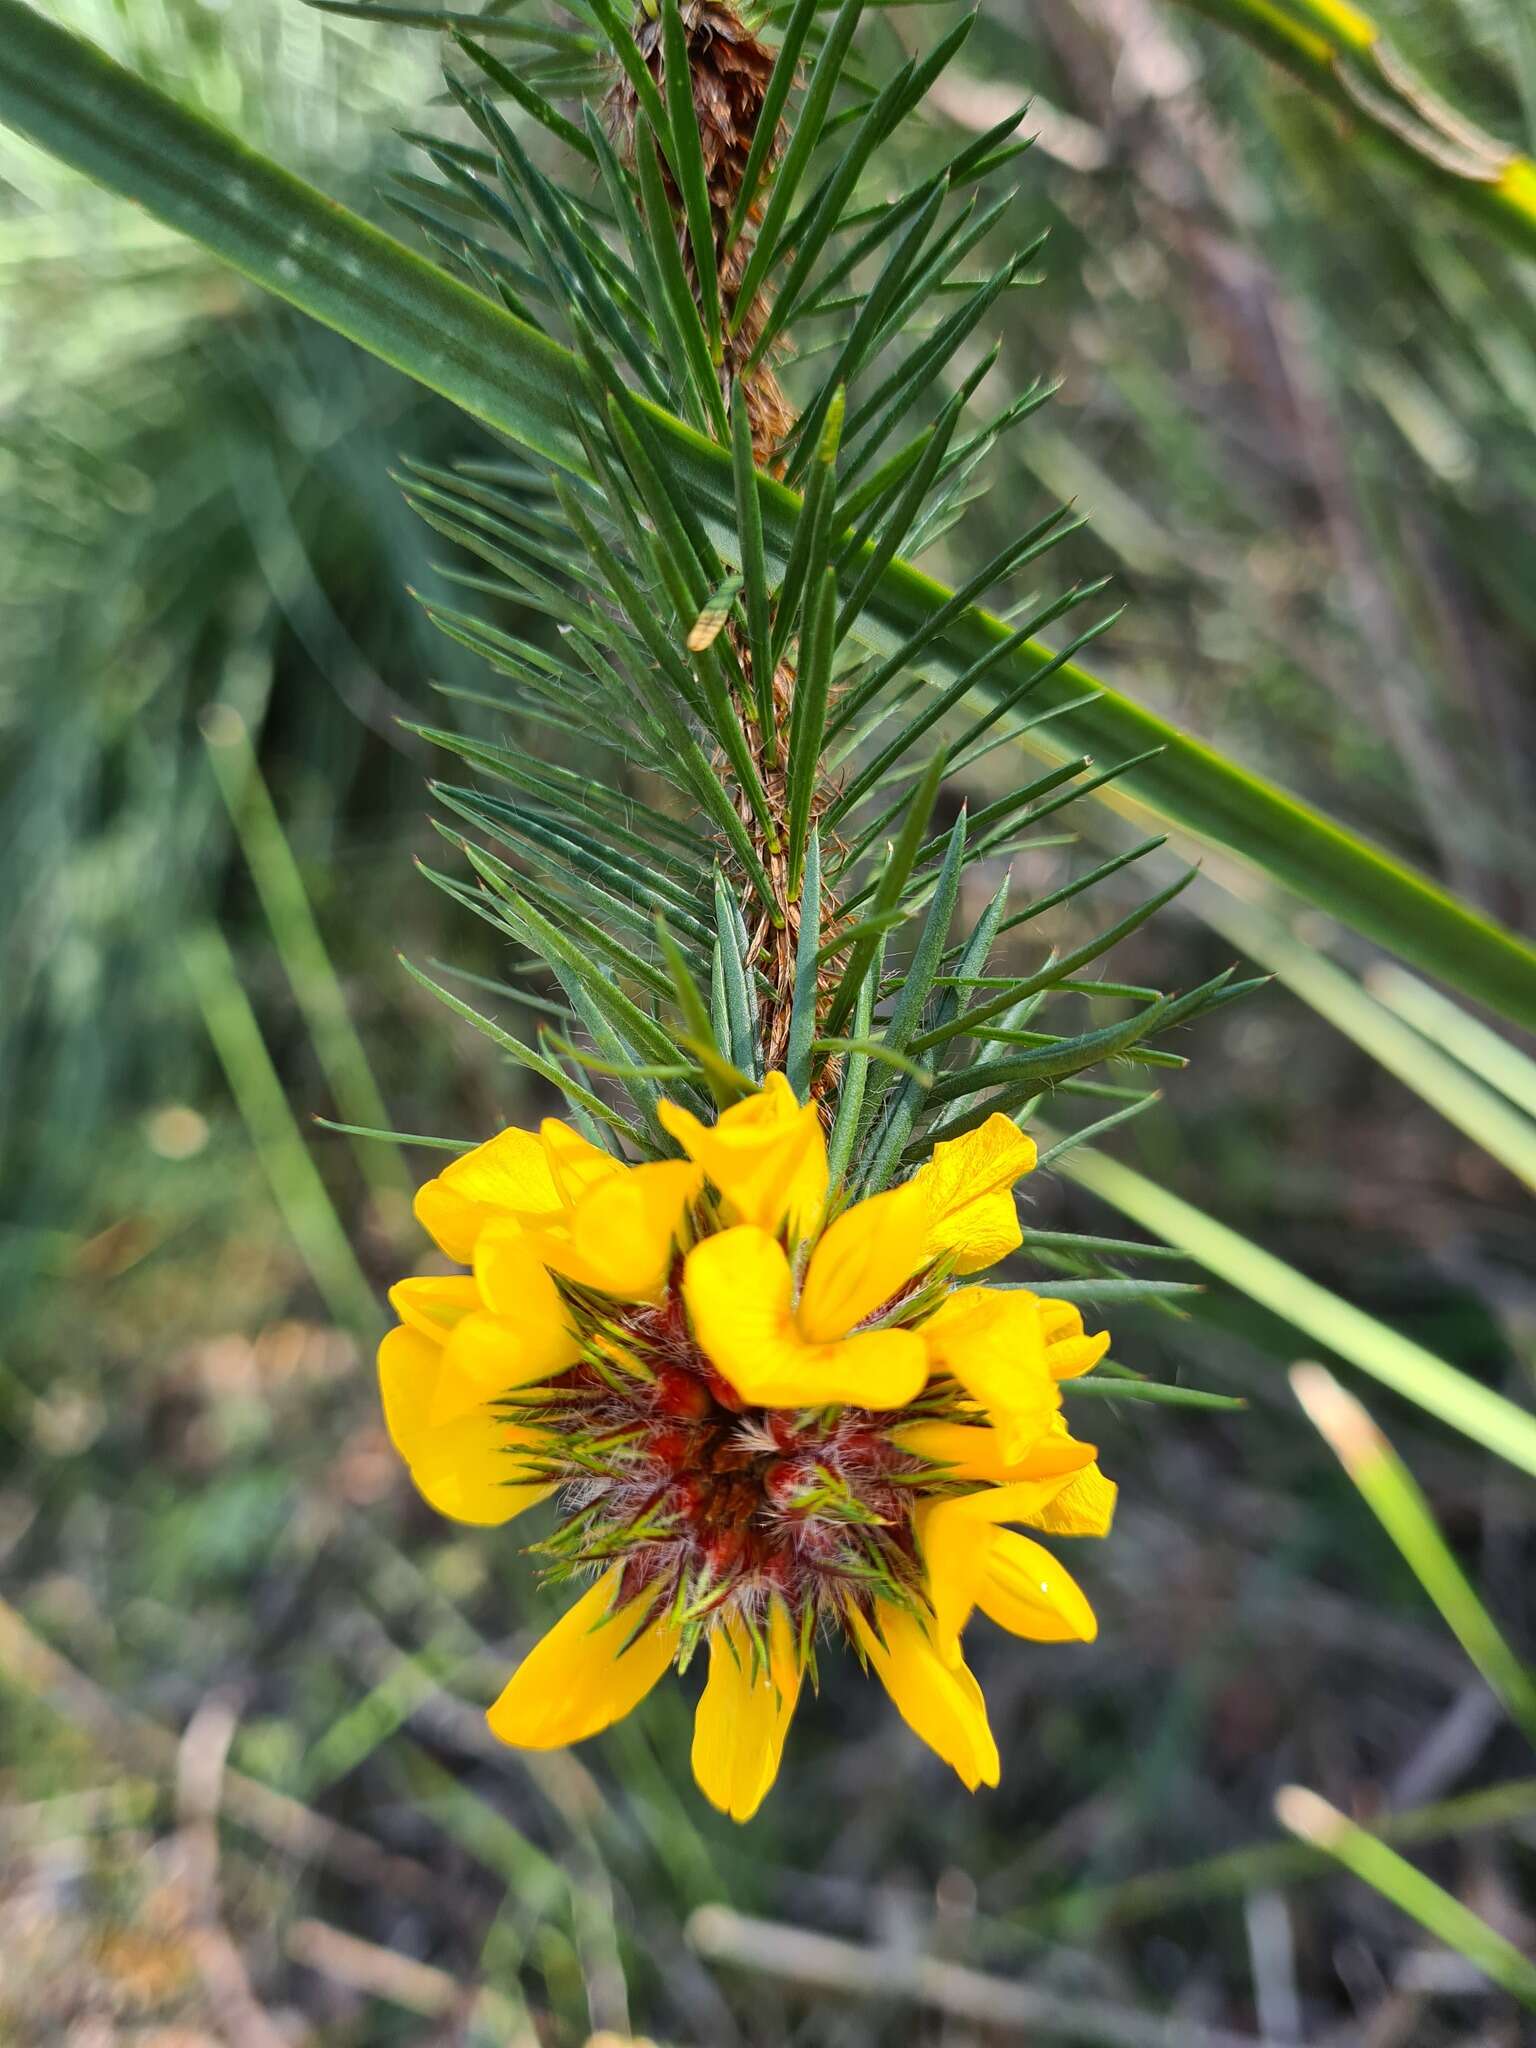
[1169,0,1536,264]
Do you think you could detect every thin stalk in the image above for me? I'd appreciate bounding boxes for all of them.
[1291,1364,1536,1746]
[1274,1786,1536,2007]
[180,925,382,1336]
[1169,0,1536,263]
[202,706,411,1204]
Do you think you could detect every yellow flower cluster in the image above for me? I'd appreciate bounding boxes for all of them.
[379,1075,1114,1820]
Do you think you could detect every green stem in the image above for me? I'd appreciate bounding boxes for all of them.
[1005,1775,1536,1933]
[1169,0,1536,264]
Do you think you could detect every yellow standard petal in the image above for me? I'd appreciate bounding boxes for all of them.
[684,1227,927,1410]
[659,1073,828,1243]
[413,1126,564,1263]
[849,1602,999,1790]
[387,1274,481,1345]
[797,1183,930,1343]
[377,1325,552,1526]
[907,1113,1037,1274]
[524,1159,701,1301]
[486,1569,678,1750]
[539,1117,624,1207]
[691,1608,801,1822]
[920,1288,1062,1460]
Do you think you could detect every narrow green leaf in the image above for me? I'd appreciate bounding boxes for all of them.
[823,751,945,1037]
[729,0,868,333]
[660,0,723,353]
[636,124,729,439]
[787,830,823,1101]
[715,870,761,1081]
[724,0,820,251]
[785,567,836,900]
[450,31,596,161]
[1067,1145,1536,1482]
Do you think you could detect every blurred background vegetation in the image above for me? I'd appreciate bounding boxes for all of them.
[2,0,1534,2042]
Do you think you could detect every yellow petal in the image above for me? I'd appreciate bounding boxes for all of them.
[527,1159,701,1300]
[1037,1295,1112,1380]
[797,1184,930,1343]
[684,1228,927,1409]
[975,1530,1098,1643]
[891,1419,1097,1485]
[377,1325,552,1526]
[914,1496,986,1656]
[920,1289,1061,1459]
[413,1126,563,1263]
[907,1113,1036,1275]
[849,1602,1000,1789]
[691,1611,801,1822]
[455,1223,579,1415]
[388,1274,481,1345]
[660,1073,828,1243]
[437,1307,579,1424]
[1027,1461,1118,1538]
[539,1118,623,1207]
[486,1570,677,1749]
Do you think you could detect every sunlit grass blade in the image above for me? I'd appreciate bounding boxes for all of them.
[1198,887,1536,1196]
[1274,1786,1536,2007]
[1366,962,1536,1121]
[1291,1364,1536,1746]
[1062,1145,1536,1481]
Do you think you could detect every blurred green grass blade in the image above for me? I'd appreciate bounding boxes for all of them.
[5,0,1536,1029]
[1198,889,1536,1195]
[202,706,410,1204]
[1366,963,1536,1121]
[1063,1144,1536,1479]
[1011,1777,1536,1934]
[1170,0,1536,264]
[180,925,382,1338]
[1291,1364,1536,1746]
[1274,1785,1536,2007]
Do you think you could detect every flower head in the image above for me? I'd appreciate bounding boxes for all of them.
[382,1086,1115,1820]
